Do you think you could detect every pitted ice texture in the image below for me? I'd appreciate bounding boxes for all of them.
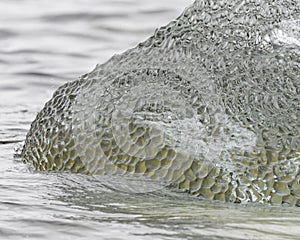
[22,0,300,206]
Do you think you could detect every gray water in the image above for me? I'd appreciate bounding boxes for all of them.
[0,0,300,239]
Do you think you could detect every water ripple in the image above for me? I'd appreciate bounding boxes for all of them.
[41,12,129,22]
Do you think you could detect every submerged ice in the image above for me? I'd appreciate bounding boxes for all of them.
[22,0,300,206]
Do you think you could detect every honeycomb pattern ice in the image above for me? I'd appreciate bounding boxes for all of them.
[22,0,300,206]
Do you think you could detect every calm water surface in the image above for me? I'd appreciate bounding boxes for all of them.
[0,0,299,239]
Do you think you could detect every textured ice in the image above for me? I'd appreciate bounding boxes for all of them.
[22,0,300,206]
